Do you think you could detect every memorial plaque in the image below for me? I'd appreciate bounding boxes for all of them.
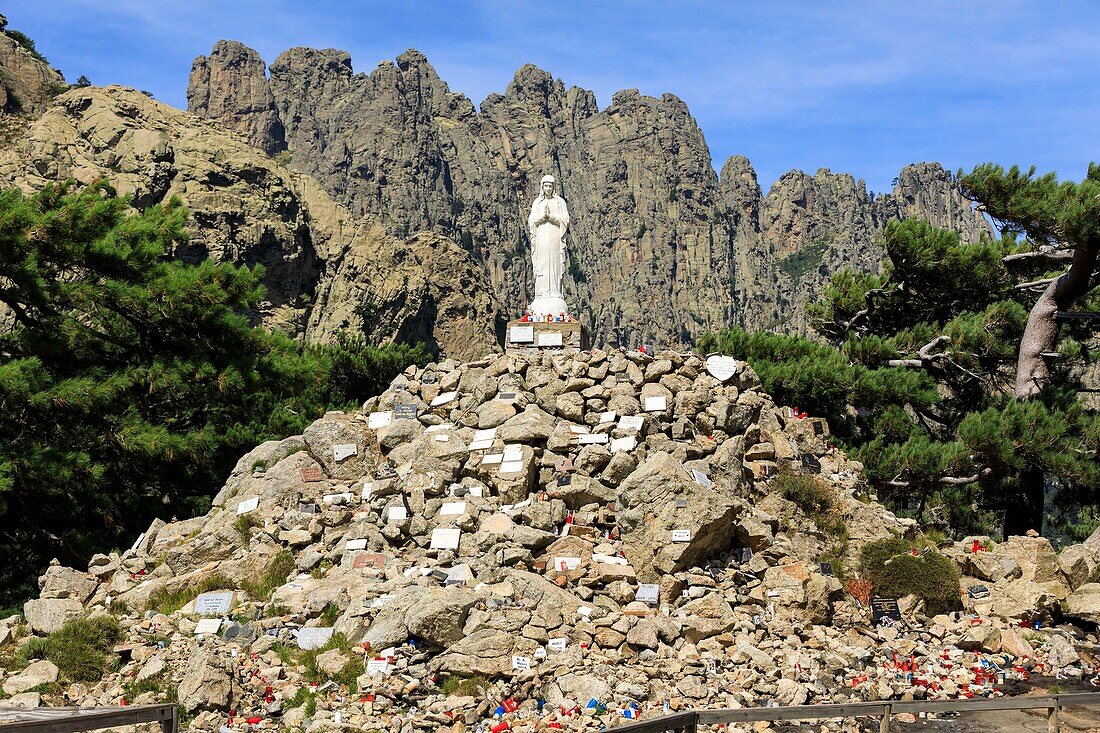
[705,355,739,382]
[194,618,222,635]
[387,506,408,522]
[430,527,462,550]
[577,433,609,444]
[598,410,617,424]
[644,396,667,412]
[691,469,713,488]
[498,392,517,402]
[610,436,636,454]
[194,591,234,616]
[360,483,374,500]
[537,331,564,347]
[430,391,457,407]
[300,466,324,483]
[332,443,358,462]
[322,492,353,505]
[553,556,582,571]
[482,453,503,465]
[671,529,692,542]
[556,475,572,486]
[296,627,335,650]
[345,538,367,551]
[367,411,392,429]
[474,428,497,442]
[366,658,391,674]
[618,415,645,432]
[675,498,688,509]
[435,434,450,442]
[818,561,834,577]
[511,655,532,671]
[967,585,991,600]
[503,444,524,461]
[569,425,590,434]
[635,584,660,604]
[394,403,419,420]
[297,501,318,514]
[500,460,524,474]
[236,496,259,515]
[534,646,547,659]
[353,553,386,570]
[510,326,535,343]
[870,597,902,623]
[129,532,146,554]
[468,486,484,497]
[548,638,568,652]
[801,454,822,473]
[440,501,466,516]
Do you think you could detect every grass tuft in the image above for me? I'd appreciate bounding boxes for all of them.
[15,616,121,682]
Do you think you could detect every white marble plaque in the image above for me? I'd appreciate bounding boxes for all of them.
[592,553,627,566]
[194,591,234,616]
[705,354,739,382]
[534,646,547,659]
[569,425,590,434]
[295,627,334,650]
[553,556,582,571]
[426,422,453,433]
[511,655,532,671]
[502,444,524,461]
[548,638,568,652]
[235,497,259,515]
[510,326,534,343]
[610,436,636,454]
[430,391,457,407]
[618,415,644,431]
[482,453,503,465]
[440,501,466,516]
[387,506,408,522]
[474,428,497,442]
[345,539,367,551]
[468,486,484,497]
[469,439,494,451]
[644,396,667,412]
[598,410,617,424]
[434,434,450,442]
[366,658,391,674]
[500,460,524,474]
[332,443,358,462]
[194,618,222,635]
[361,482,374,500]
[370,594,393,609]
[691,469,713,489]
[672,529,692,542]
[577,433,609,444]
[323,492,353,505]
[537,331,564,347]
[367,411,392,429]
[430,527,462,550]
[635,584,660,604]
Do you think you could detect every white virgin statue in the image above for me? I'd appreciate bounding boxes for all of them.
[527,174,571,318]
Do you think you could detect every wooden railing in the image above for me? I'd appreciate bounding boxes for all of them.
[0,703,177,733]
[609,692,1100,733]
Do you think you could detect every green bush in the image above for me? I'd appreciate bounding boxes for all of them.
[16,616,121,682]
[858,537,914,588]
[774,472,848,541]
[859,537,961,611]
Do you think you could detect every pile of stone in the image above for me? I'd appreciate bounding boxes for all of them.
[3,348,1099,732]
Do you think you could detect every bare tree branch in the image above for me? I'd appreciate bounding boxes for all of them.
[1002,249,1074,265]
[886,335,951,368]
[888,467,992,488]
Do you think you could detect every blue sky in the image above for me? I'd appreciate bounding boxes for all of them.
[6,1,1098,193]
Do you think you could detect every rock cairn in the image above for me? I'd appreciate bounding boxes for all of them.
[4,348,1100,731]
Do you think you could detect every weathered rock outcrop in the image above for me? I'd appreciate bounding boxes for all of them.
[0,18,65,118]
[190,42,991,344]
[0,85,501,358]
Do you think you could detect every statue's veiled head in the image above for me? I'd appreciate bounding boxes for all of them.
[540,174,556,198]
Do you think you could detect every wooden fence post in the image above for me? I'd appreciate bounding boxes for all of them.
[1048,700,1060,733]
[879,703,892,733]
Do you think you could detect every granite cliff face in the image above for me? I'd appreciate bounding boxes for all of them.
[0,20,64,118]
[0,85,501,359]
[188,41,991,344]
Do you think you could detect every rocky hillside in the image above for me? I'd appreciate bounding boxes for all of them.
[190,40,993,342]
[0,85,502,359]
[5,347,1100,728]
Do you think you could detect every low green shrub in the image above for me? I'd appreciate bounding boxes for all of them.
[860,537,961,612]
[146,573,234,615]
[243,550,295,601]
[858,537,914,588]
[16,616,121,682]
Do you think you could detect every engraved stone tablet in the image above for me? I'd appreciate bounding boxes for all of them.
[431,391,457,407]
[387,506,408,522]
[474,428,497,442]
[671,529,692,542]
[509,326,535,343]
[469,439,494,451]
[500,460,524,474]
[236,497,259,515]
[553,556,582,571]
[194,591,234,616]
[577,433,609,444]
[675,498,688,509]
[332,443,358,462]
[440,501,466,516]
[705,354,739,382]
[598,410,617,424]
[537,331,564,347]
[644,396,667,412]
[430,527,461,550]
[298,501,318,514]
[295,627,334,650]
[367,411,392,429]
[635,584,660,604]
[870,597,902,623]
[691,469,713,489]
[610,436,636,454]
[353,553,386,570]
[503,444,524,461]
[482,453,503,465]
[194,618,222,635]
[366,658,391,674]
[618,415,645,431]
[394,403,418,420]
[498,392,517,402]
[300,466,323,483]
[548,638,567,652]
[345,538,367,551]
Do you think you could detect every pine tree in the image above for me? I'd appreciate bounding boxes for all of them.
[0,182,426,605]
